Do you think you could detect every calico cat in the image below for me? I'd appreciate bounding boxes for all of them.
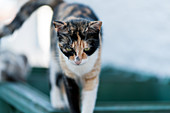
[0,0,102,113]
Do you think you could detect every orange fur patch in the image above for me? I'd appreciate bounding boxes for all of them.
[70,32,88,61]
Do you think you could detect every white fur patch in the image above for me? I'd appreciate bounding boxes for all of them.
[63,93,69,108]
[81,87,98,113]
[49,55,60,85]
[50,86,66,109]
[62,49,99,76]
[50,55,66,109]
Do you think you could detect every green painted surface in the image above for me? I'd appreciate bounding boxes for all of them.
[0,83,67,113]
[1,83,170,113]
[0,99,12,113]
[95,102,170,113]
[1,66,170,113]
[27,66,170,102]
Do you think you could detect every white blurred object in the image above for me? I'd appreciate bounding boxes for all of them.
[0,0,28,24]
[37,6,53,67]
[0,0,17,24]
[0,0,50,67]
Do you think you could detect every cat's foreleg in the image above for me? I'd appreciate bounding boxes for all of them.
[49,61,65,109]
[63,75,81,113]
[50,84,65,109]
[81,76,99,113]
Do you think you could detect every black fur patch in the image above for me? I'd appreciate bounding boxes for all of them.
[63,75,80,113]
[55,73,63,87]
[60,47,75,58]
[85,32,100,56]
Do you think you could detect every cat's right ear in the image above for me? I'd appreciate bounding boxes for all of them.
[53,21,67,32]
[87,21,102,33]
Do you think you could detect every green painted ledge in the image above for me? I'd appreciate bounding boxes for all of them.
[1,83,170,113]
[0,83,66,113]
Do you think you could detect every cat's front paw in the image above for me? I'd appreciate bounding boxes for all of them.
[51,99,66,109]
[50,87,66,109]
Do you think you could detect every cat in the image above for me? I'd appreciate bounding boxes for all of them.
[0,0,102,113]
[0,50,29,82]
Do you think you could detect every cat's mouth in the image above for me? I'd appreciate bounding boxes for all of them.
[72,56,84,65]
[70,60,86,66]
[75,61,81,65]
[69,57,87,66]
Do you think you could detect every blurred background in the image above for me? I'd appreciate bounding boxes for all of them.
[1,1,170,111]
[1,0,170,78]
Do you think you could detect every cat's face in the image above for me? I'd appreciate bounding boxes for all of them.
[53,19,102,65]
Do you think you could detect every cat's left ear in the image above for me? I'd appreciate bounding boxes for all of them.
[87,21,102,32]
[53,21,67,32]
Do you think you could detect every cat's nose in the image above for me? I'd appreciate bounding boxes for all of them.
[76,56,80,61]
[75,56,81,65]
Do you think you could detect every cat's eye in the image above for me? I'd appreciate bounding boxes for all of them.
[66,48,72,51]
[84,47,90,51]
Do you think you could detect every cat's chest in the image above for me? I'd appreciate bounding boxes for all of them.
[61,50,99,76]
